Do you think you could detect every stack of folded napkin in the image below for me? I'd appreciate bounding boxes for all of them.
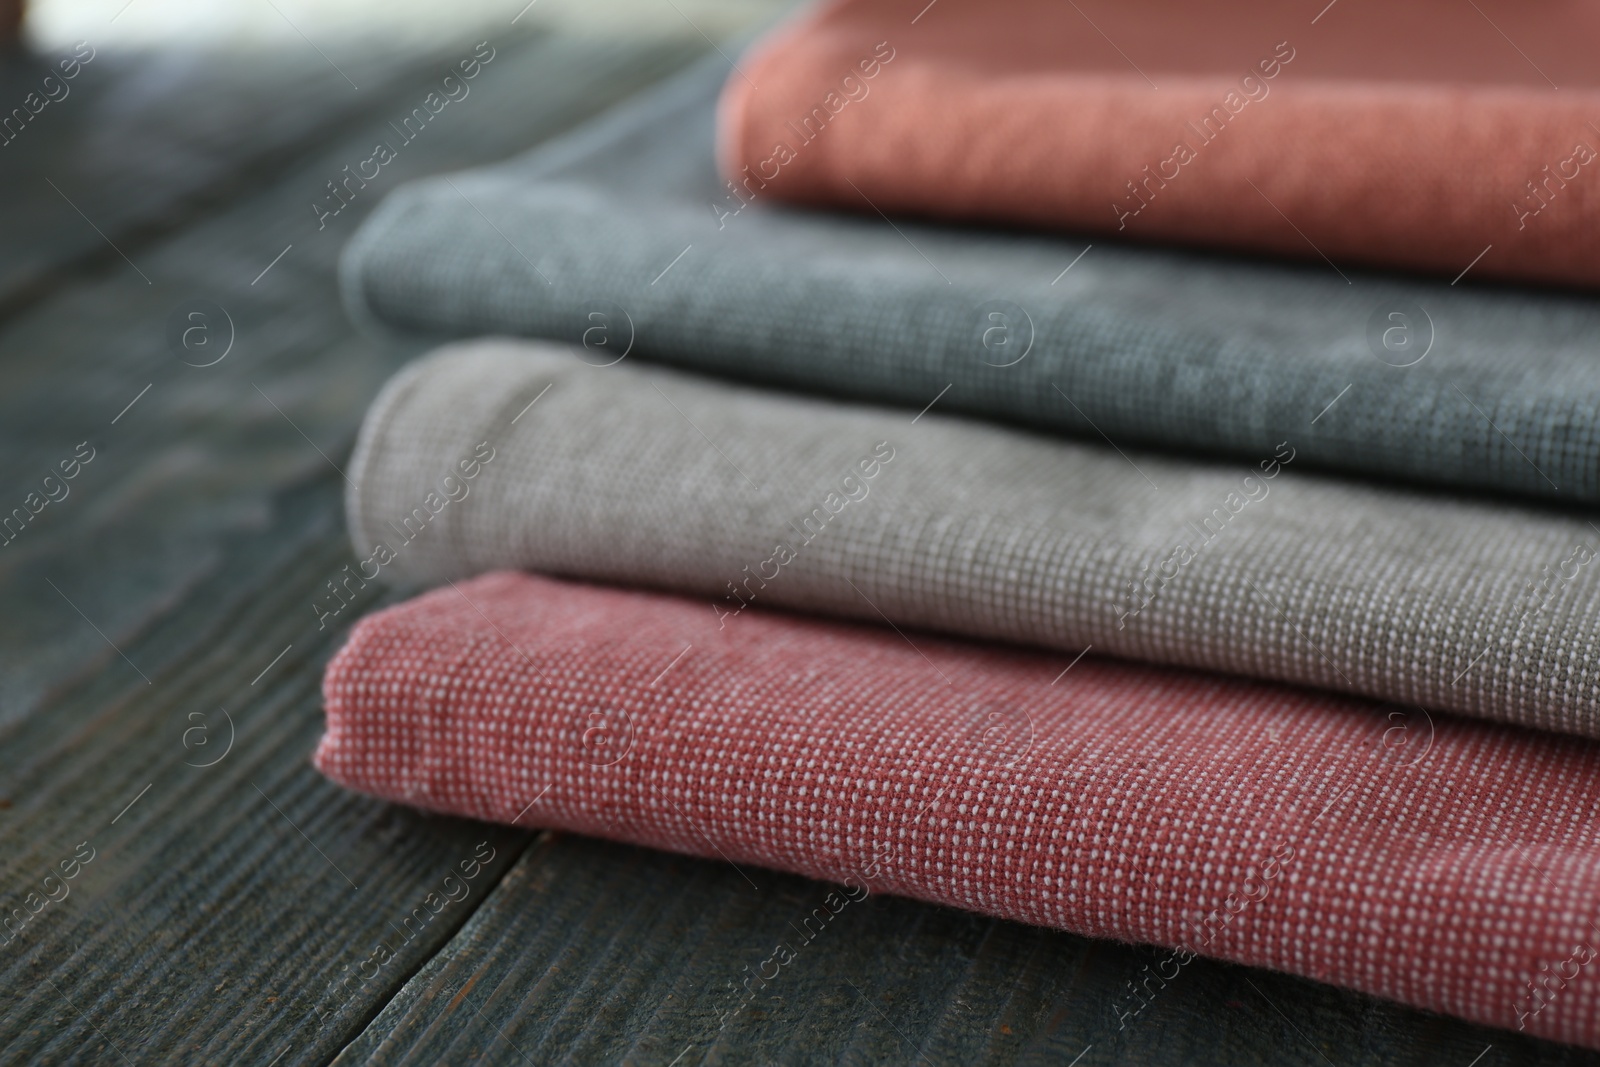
[323,0,1600,1050]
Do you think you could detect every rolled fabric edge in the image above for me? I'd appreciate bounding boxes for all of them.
[316,570,1600,1049]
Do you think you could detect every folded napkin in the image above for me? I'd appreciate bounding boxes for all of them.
[721,0,1600,289]
[342,53,1600,507]
[344,339,1600,740]
[317,569,1600,1049]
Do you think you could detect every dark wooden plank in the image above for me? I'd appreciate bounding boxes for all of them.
[0,30,709,730]
[334,833,1599,1066]
[0,21,553,317]
[0,24,727,1066]
[0,474,534,1065]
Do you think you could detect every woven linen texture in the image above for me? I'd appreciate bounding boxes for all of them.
[721,0,1600,289]
[341,53,1600,506]
[317,569,1600,1049]
[345,339,1600,739]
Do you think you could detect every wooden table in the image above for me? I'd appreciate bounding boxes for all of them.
[0,11,1593,1066]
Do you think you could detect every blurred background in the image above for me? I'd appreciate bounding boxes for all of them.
[0,0,782,727]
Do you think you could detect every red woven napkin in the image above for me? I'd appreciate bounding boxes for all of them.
[318,571,1600,1047]
[719,0,1600,288]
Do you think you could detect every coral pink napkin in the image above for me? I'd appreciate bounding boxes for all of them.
[318,571,1600,1047]
[718,0,1600,288]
